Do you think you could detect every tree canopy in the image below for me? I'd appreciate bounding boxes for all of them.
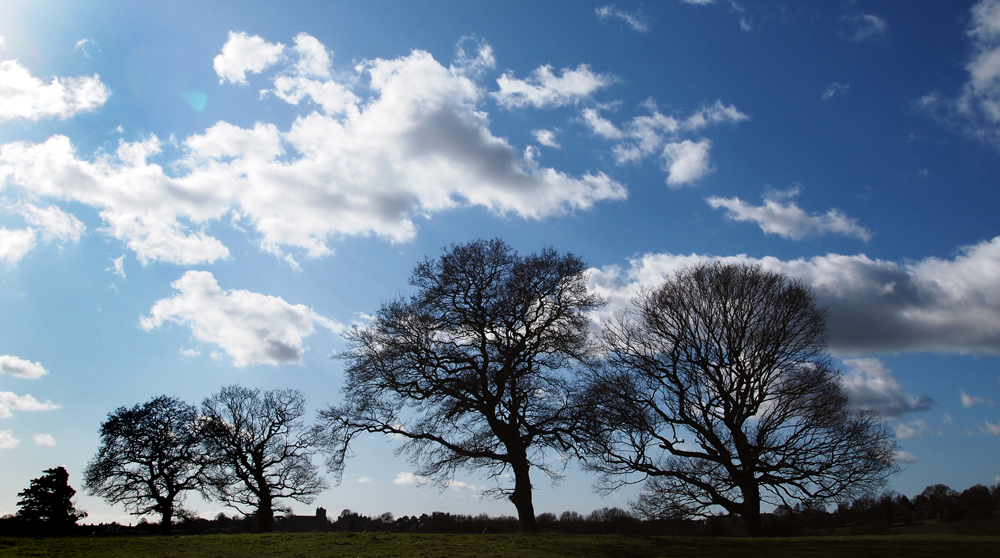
[200,385,328,533]
[318,238,604,532]
[84,395,210,534]
[581,262,898,536]
[17,467,86,532]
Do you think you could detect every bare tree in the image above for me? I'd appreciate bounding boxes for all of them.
[581,262,898,537]
[317,238,604,533]
[200,385,328,533]
[84,396,209,534]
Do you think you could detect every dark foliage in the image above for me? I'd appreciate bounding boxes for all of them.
[84,395,211,535]
[318,238,604,533]
[15,467,86,535]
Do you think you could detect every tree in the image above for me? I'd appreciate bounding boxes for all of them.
[200,385,328,533]
[581,262,898,537]
[17,467,86,532]
[317,238,604,533]
[84,395,211,534]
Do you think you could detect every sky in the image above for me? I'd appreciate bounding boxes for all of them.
[1,0,999,525]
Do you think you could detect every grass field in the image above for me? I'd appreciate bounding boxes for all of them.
[1,533,998,558]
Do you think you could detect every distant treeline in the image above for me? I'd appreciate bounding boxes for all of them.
[3,481,998,538]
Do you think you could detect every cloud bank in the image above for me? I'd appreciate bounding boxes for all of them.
[1,33,626,265]
[588,235,1000,355]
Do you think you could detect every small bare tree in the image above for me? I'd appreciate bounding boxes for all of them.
[582,262,898,537]
[317,238,604,533]
[200,385,328,533]
[84,396,209,534]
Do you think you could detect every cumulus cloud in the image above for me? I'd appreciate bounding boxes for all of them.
[2,35,626,265]
[894,450,923,464]
[0,58,109,121]
[213,31,285,84]
[595,5,650,32]
[494,64,614,109]
[896,419,932,439]
[107,255,126,279]
[822,82,850,100]
[33,433,55,446]
[0,430,18,449]
[140,271,342,367]
[961,390,986,408]
[842,359,935,419]
[393,472,428,486]
[662,139,713,186]
[706,188,871,241]
[532,129,561,148]
[584,100,747,186]
[948,0,1000,148]
[587,235,1000,355]
[447,480,482,491]
[0,392,59,418]
[0,356,47,379]
[0,227,36,263]
[846,13,887,42]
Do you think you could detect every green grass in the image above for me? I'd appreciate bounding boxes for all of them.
[1,533,999,558]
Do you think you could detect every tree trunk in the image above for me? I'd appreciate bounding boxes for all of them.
[159,506,174,535]
[509,458,538,533]
[257,495,275,533]
[739,482,764,537]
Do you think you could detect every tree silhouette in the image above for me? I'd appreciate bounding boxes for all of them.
[84,395,211,534]
[318,238,604,533]
[17,467,86,533]
[200,385,328,533]
[581,262,898,537]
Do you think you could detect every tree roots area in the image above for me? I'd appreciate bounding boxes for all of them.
[1,533,999,558]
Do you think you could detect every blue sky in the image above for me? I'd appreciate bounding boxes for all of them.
[1,0,999,524]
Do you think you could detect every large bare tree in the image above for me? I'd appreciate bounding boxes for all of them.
[582,262,898,537]
[317,238,604,533]
[84,396,209,534]
[200,385,328,533]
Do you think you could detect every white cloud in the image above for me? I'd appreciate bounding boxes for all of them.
[961,390,986,408]
[706,189,872,241]
[73,38,99,58]
[595,5,650,32]
[33,433,55,446]
[0,430,18,449]
[948,0,1000,148]
[661,139,712,186]
[214,31,285,85]
[896,419,932,439]
[587,100,747,187]
[587,235,1000,355]
[18,203,85,242]
[393,472,428,486]
[846,13,887,42]
[494,64,614,109]
[179,347,200,357]
[682,0,716,4]
[0,36,6,50]
[0,392,59,418]
[894,450,923,464]
[0,227,36,263]
[2,37,626,265]
[842,358,934,419]
[446,480,482,491]
[532,129,561,148]
[0,59,109,121]
[107,255,126,279]
[0,355,47,379]
[140,271,343,367]
[982,421,1000,435]
[822,82,850,100]
[357,476,373,484]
